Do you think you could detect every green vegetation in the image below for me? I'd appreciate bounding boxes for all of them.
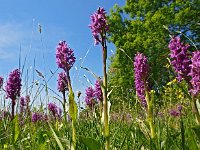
[108,0,200,108]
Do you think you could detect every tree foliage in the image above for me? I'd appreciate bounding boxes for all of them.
[108,0,200,108]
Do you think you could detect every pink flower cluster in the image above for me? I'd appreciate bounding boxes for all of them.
[85,86,96,108]
[94,80,103,102]
[56,41,76,71]
[5,69,22,101]
[169,36,191,82]
[57,71,68,93]
[48,102,62,119]
[169,36,200,96]
[85,80,103,108]
[31,112,46,123]
[134,53,150,107]
[169,105,182,117]
[188,50,200,95]
[89,7,109,45]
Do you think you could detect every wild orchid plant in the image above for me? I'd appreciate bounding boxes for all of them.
[85,86,96,109]
[57,71,68,122]
[48,102,62,120]
[5,69,22,120]
[89,7,110,150]
[95,80,103,117]
[188,50,200,124]
[134,53,155,139]
[84,80,103,117]
[56,40,77,149]
[169,36,200,124]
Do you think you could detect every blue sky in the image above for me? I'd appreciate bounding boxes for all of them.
[0,0,125,107]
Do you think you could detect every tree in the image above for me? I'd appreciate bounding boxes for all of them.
[108,0,200,108]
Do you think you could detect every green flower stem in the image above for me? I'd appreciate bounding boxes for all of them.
[145,86,155,139]
[72,119,76,149]
[102,43,110,150]
[11,100,15,120]
[99,101,103,120]
[62,91,67,126]
[192,97,200,125]
[66,70,77,150]
[187,83,200,125]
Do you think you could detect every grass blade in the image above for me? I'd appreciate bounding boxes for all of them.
[49,123,65,150]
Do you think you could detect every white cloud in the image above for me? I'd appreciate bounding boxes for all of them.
[0,21,70,61]
[0,23,26,59]
[0,23,24,48]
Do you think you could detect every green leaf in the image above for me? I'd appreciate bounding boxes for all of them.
[49,124,65,150]
[180,119,185,150]
[188,128,199,150]
[69,88,78,121]
[196,100,200,115]
[79,136,102,150]
[120,123,133,149]
[13,115,20,143]
[80,66,107,90]
[38,144,46,150]
[38,130,46,144]
[192,125,200,142]
[80,66,100,80]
